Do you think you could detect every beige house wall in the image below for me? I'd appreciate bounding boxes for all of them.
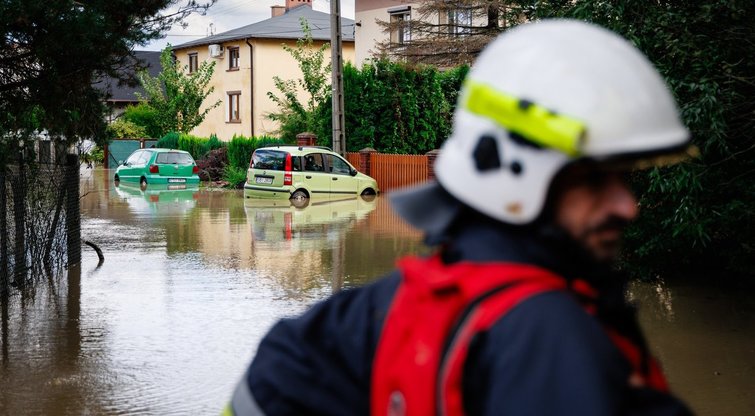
[355,0,417,66]
[174,38,355,141]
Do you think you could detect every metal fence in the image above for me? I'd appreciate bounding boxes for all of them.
[0,145,80,297]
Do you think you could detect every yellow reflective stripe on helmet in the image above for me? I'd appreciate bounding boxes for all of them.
[463,80,586,156]
[222,404,235,416]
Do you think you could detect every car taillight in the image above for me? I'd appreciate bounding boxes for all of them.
[284,154,293,185]
[192,165,199,174]
[249,152,255,168]
[149,164,159,174]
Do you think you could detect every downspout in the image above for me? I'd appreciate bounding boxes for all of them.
[245,38,255,137]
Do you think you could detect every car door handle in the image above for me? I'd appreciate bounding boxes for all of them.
[306,175,312,179]
[332,177,338,181]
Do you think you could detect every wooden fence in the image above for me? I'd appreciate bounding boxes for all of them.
[346,150,438,193]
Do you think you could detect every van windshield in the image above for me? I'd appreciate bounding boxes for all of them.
[253,150,287,171]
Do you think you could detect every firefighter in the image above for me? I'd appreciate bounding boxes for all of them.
[226,19,695,416]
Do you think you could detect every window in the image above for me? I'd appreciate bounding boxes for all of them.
[126,151,143,166]
[188,53,198,73]
[442,9,472,36]
[228,91,241,123]
[228,47,240,70]
[136,151,151,166]
[303,153,325,172]
[252,150,287,171]
[324,154,352,175]
[389,7,411,45]
[156,152,195,165]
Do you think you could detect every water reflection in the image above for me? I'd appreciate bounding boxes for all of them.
[113,182,200,218]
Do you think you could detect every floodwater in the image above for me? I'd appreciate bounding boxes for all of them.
[0,168,752,415]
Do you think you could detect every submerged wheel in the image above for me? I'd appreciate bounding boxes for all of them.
[291,190,308,200]
[140,177,148,190]
[114,175,120,186]
[361,188,376,196]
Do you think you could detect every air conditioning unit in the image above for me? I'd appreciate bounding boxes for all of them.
[209,44,224,58]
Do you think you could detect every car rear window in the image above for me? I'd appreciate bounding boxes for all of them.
[252,150,287,171]
[156,152,194,165]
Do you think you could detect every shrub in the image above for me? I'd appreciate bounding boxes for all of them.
[106,119,146,140]
[222,165,247,189]
[196,147,228,181]
[227,135,256,171]
[157,132,179,149]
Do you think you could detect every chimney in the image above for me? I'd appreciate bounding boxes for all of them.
[271,5,285,17]
[285,0,312,11]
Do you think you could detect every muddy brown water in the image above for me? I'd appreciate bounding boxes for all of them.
[0,168,752,415]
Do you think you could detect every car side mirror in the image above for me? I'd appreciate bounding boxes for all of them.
[117,160,125,166]
[350,168,358,176]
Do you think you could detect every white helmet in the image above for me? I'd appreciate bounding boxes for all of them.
[424,19,691,226]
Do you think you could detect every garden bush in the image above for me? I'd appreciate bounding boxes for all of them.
[196,147,228,181]
[157,132,179,149]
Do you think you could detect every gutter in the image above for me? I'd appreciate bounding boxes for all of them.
[245,38,255,137]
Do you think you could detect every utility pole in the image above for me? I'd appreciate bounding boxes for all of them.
[330,0,346,155]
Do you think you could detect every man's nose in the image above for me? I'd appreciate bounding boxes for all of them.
[606,178,639,220]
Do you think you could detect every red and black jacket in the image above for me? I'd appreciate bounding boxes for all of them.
[372,255,670,416]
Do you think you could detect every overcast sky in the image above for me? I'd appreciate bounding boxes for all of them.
[144,0,356,51]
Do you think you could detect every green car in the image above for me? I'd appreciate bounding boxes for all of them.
[243,146,379,201]
[114,148,200,189]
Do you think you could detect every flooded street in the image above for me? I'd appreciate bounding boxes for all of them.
[0,168,753,415]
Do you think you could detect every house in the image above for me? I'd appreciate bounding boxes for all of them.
[354,0,506,67]
[173,0,356,139]
[95,51,162,122]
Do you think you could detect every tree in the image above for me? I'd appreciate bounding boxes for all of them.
[137,46,220,136]
[267,18,332,143]
[377,0,523,67]
[0,0,215,147]
[123,102,163,139]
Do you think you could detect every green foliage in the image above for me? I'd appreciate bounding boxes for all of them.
[226,134,284,170]
[515,1,755,280]
[123,103,162,138]
[137,47,221,136]
[267,18,331,142]
[157,132,180,149]
[106,119,146,140]
[174,133,225,160]
[317,60,466,154]
[222,165,248,188]
[227,135,257,171]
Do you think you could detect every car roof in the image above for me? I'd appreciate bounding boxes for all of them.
[147,148,191,153]
[255,145,335,156]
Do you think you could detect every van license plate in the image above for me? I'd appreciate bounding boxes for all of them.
[168,178,186,183]
[255,177,273,184]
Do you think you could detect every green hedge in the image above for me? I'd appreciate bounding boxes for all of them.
[157,132,226,160]
[315,60,468,154]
